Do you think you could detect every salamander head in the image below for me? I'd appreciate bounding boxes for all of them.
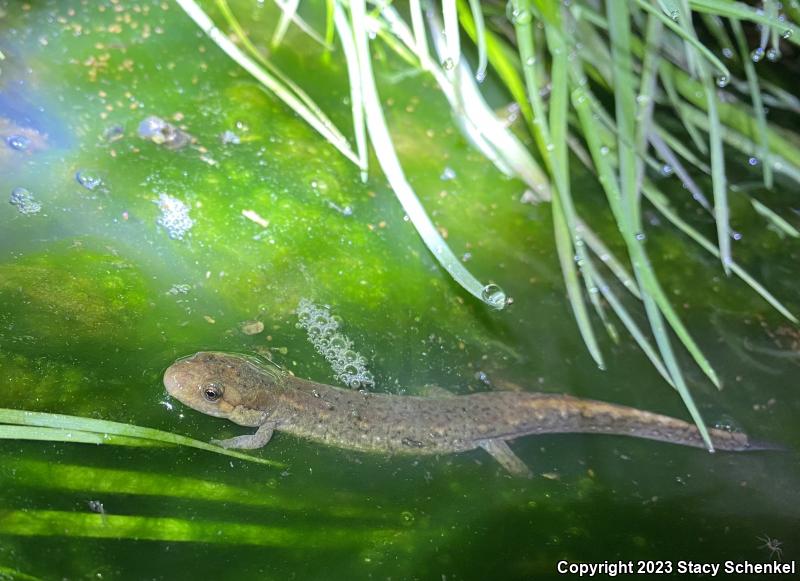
[163,351,286,426]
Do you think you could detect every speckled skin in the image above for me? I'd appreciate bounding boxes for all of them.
[164,352,755,456]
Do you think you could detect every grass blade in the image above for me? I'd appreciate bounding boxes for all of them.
[0,408,283,467]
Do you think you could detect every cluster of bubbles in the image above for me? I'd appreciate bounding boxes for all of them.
[9,187,41,215]
[155,193,194,239]
[296,298,375,390]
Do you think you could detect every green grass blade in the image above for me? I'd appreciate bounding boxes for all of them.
[467,0,488,81]
[272,0,300,49]
[644,185,797,322]
[174,0,359,166]
[731,19,772,189]
[333,3,369,181]
[0,425,165,447]
[0,408,283,467]
[349,0,507,309]
[607,0,714,450]
[689,0,800,44]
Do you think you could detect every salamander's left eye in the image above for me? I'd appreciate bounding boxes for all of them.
[203,384,223,402]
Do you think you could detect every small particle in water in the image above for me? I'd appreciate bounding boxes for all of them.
[462,252,472,262]
[75,170,103,191]
[103,124,124,142]
[9,187,42,215]
[748,157,759,166]
[296,298,374,390]
[155,193,194,239]
[242,209,269,228]
[440,166,456,181]
[239,320,264,335]
[138,115,191,149]
[474,371,491,386]
[159,400,174,411]
[167,283,191,295]
[6,134,30,151]
[203,315,216,324]
[327,201,353,216]
[721,47,734,59]
[220,130,240,145]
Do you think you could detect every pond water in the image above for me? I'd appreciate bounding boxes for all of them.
[0,1,798,579]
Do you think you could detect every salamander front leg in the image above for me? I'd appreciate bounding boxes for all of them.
[212,422,275,449]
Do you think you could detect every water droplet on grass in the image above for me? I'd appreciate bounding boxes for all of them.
[481,284,507,310]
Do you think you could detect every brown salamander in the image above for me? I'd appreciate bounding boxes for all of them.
[163,352,765,476]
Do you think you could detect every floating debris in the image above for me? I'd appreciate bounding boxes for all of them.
[296,298,375,390]
[9,187,41,215]
[6,134,30,151]
[75,169,103,191]
[440,166,457,181]
[239,320,265,335]
[155,193,193,239]
[138,115,191,150]
[220,130,240,145]
[242,209,269,228]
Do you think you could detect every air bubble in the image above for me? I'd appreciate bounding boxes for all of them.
[782,29,793,40]
[296,299,375,390]
[6,134,30,151]
[9,187,42,215]
[76,170,103,191]
[442,58,455,71]
[715,75,729,88]
[751,47,765,62]
[721,48,734,59]
[155,193,193,239]
[766,48,780,62]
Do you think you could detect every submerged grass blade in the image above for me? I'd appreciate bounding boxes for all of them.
[0,408,283,467]
[750,198,800,239]
[5,458,377,519]
[0,509,405,548]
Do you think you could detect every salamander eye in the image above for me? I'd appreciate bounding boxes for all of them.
[203,384,223,402]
